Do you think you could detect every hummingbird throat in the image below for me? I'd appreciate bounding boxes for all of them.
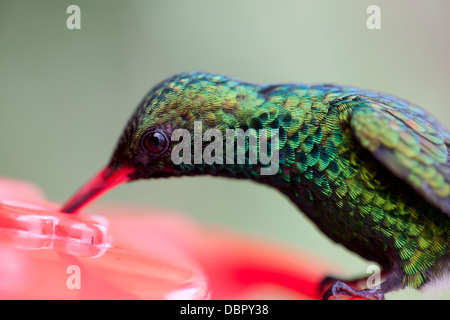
[170,121,280,175]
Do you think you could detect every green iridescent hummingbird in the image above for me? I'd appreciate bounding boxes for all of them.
[61,72,449,299]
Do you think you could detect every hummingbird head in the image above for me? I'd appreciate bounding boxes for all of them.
[61,72,262,213]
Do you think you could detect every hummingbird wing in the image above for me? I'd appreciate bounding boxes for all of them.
[347,95,450,217]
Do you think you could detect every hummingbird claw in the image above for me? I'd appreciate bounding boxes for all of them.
[319,275,338,294]
[322,280,385,300]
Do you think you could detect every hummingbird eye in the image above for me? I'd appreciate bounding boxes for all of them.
[141,130,169,155]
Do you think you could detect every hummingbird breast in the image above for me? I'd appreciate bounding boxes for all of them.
[267,99,450,288]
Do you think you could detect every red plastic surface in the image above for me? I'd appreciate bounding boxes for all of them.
[0,177,338,299]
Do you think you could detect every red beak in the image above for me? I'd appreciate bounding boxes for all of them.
[61,166,134,214]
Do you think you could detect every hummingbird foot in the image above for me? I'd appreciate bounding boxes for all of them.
[322,280,385,300]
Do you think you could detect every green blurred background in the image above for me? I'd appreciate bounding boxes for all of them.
[1,0,449,299]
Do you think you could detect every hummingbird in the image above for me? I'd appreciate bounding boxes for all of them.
[61,72,449,299]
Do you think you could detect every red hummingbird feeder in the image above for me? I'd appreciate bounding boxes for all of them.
[0,176,340,299]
